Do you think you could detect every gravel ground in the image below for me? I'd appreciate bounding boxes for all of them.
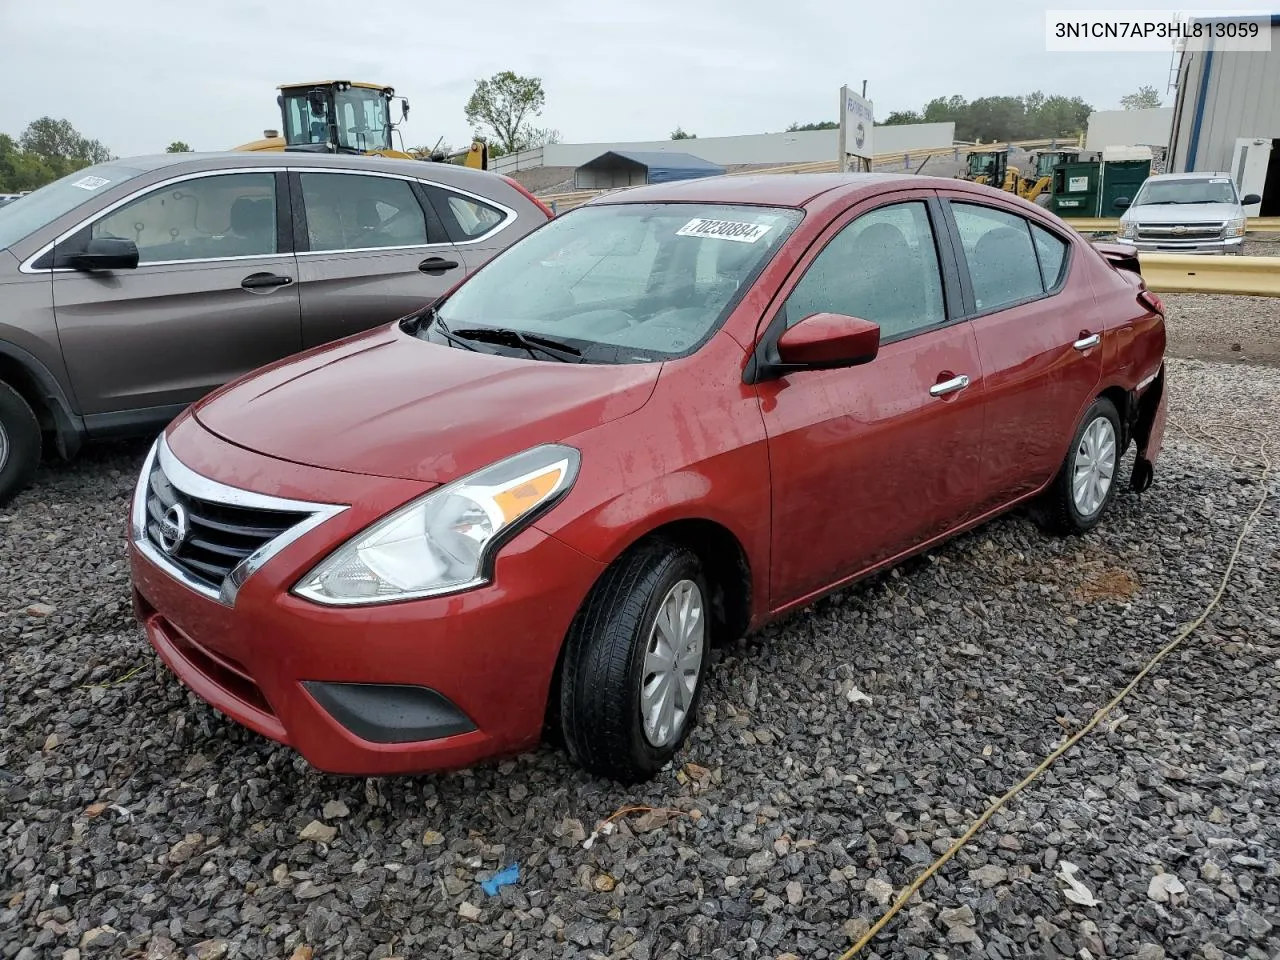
[3,348,1279,955]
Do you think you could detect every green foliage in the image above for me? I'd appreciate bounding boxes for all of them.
[670,126,696,140]
[882,111,923,126]
[166,141,192,153]
[786,121,838,131]
[464,71,554,154]
[0,118,115,192]
[1120,85,1162,109]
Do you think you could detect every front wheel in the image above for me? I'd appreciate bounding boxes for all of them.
[1038,397,1122,535]
[0,381,41,507]
[559,541,710,783]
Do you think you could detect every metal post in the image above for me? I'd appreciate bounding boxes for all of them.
[837,85,848,171]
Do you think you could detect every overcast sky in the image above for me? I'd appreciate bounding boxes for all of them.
[0,0,1260,158]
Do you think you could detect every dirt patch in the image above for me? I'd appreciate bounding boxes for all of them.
[1076,565,1141,601]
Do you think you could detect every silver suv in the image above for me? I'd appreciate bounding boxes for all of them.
[1114,172,1260,255]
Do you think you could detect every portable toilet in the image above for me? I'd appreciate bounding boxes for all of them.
[1098,146,1153,217]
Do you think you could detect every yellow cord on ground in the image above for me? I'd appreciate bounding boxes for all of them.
[838,436,1272,959]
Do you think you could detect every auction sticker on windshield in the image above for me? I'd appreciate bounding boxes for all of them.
[677,218,773,243]
[71,175,111,190]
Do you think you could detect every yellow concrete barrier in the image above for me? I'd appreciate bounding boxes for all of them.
[1140,253,1280,297]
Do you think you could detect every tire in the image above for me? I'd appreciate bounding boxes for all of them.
[1038,397,1122,535]
[0,381,41,507]
[559,540,710,783]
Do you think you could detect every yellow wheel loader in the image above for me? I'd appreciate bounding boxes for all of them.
[234,80,488,170]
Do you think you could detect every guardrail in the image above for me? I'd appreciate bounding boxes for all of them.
[1141,253,1280,297]
[1065,217,1280,235]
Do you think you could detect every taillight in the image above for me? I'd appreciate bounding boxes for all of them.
[1138,290,1164,316]
[501,175,555,219]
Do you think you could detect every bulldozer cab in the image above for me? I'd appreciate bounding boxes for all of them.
[278,81,405,155]
[1031,150,1079,179]
[964,150,1007,186]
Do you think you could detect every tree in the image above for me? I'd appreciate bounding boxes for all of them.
[166,141,192,153]
[786,120,838,132]
[20,117,112,166]
[1120,85,1162,109]
[670,126,696,140]
[464,71,550,154]
[883,111,923,125]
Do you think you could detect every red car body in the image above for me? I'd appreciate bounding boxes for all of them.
[129,173,1167,776]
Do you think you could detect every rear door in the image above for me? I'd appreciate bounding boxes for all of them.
[289,169,470,348]
[422,183,523,274]
[939,196,1102,511]
[49,168,301,430]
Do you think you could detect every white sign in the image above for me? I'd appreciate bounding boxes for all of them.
[840,87,876,162]
[1068,175,1090,192]
[676,218,772,243]
[71,175,111,191]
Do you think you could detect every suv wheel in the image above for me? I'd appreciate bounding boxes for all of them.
[0,381,41,507]
[559,541,710,783]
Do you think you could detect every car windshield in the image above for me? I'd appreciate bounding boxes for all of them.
[1134,178,1238,205]
[0,163,145,250]
[426,202,803,363]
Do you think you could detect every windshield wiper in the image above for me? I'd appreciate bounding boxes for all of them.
[450,326,584,363]
[427,311,480,352]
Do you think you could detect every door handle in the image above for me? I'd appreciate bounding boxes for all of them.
[418,257,460,274]
[930,374,971,397]
[241,272,293,290]
[1073,333,1101,351]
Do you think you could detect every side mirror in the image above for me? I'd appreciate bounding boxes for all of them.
[776,312,880,369]
[1242,193,1261,205]
[1113,197,1131,209]
[65,237,140,272]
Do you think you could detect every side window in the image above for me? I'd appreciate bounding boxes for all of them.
[432,188,508,241]
[300,173,430,252]
[90,173,277,263]
[951,203,1045,312]
[784,201,946,340]
[1031,223,1068,289]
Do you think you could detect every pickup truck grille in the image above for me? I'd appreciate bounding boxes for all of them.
[144,458,311,591]
[1135,221,1225,242]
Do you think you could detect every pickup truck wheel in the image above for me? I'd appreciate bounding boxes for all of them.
[559,541,709,783]
[1039,397,1121,535]
[0,381,41,506]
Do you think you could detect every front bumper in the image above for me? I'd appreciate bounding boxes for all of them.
[1113,236,1245,255]
[129,419,604,776]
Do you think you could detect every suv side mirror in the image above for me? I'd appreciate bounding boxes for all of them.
[777,312,880,369]
[63,238,140,272]
[1113,197,1131,209]
[1242,193,1261,205]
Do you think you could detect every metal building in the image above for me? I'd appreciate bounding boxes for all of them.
[573,151,726,189]
[1167,13,1280,214]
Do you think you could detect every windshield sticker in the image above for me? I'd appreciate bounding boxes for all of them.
[71,175,111,191]
[677,218,773,243]
[1210,177,1231,184]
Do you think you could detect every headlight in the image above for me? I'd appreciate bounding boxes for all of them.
[294,444,580,605]
[1119,221,1138,239]
[1224,217,1246,238]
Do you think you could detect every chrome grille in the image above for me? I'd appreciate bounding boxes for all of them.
[143,457,311,591]
[1135,221,1225,242]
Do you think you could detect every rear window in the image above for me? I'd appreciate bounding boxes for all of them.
[0,163,145,250]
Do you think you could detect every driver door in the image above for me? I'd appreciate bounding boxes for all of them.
[50,169,302,431]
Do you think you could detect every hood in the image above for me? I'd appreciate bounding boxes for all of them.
[194,325,662,483]
[1121,201,1241,224]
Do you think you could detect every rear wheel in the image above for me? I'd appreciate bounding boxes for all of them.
[1038,397,1121,535]
[0,381,41,507]
[559,541,710,783]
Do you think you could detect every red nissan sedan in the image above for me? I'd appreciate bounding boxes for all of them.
[129,173,1167,783]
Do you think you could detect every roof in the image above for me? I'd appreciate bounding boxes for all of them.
[589,171,927,208]
[1188,12,1279,25]
[580,150,725,173]
[86,150,503,188]
[279,81,390,91]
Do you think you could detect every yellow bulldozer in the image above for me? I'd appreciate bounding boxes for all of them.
[234,80,489,170]
[958,147,1093,206]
